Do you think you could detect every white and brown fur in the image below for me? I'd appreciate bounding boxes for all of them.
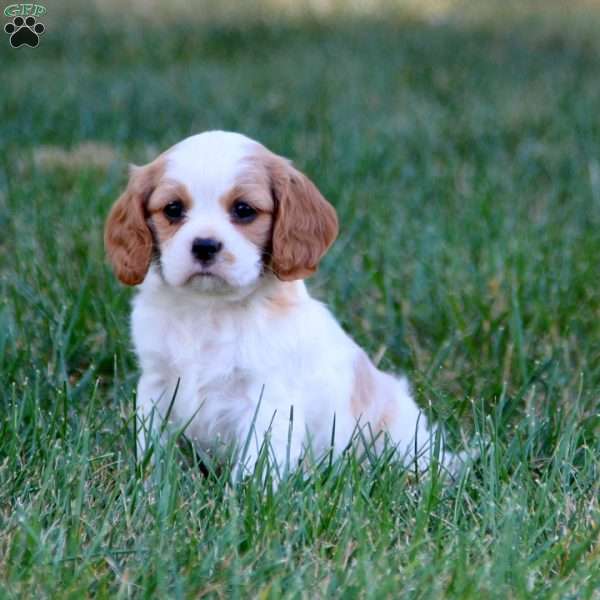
[105,131,457,475]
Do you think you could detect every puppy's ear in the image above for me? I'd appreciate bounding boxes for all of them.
[269,157,338,281]
[104,159,163,285]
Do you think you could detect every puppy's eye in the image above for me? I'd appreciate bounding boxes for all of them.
[231,200,257,223]
[163,200,184,221]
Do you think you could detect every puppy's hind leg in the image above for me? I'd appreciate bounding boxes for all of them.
[375,371,467,475]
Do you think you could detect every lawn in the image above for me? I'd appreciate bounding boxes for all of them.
[1,1,599,597]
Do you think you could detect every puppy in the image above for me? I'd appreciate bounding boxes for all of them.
[105,131,456,476]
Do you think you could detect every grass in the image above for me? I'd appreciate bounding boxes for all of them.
[1,1,600,597]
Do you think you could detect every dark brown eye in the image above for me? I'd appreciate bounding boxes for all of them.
[231,200,257,223]
[164,200,184,222]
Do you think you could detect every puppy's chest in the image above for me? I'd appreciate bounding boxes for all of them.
[135,296,309,399]
[160,314,245,384]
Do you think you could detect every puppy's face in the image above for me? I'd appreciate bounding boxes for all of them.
[144,141,275,294]
[105,132,338,296]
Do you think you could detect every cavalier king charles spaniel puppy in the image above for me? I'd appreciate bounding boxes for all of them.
[105,131,459,477]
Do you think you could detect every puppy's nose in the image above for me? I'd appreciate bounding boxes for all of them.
[191,237,223,263]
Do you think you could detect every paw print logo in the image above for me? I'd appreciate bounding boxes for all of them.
[4,15,45,48]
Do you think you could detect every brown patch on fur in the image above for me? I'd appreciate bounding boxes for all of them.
[264,281,301,315]
[220,162,275,252]
[147,180,193,244]
[236,211,273,249]
[105,157,165,285]
[350,351,376,419]
[376,398,399,434]
[147,181,193,213]
[262,148,338,281]
[221,250,236,265]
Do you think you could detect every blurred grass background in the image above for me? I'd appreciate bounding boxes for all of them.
[1,1,599,597]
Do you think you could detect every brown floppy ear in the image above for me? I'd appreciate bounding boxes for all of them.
[269,157,338,281]
[104,159,163,285]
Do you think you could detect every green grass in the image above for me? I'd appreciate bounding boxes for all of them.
[1,1,600,597]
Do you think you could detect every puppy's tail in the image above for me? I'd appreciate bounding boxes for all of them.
[412,421,481,479]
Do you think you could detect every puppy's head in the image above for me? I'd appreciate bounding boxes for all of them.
[104,131,338,295]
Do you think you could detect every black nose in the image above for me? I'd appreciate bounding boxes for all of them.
[191,237,223,263]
